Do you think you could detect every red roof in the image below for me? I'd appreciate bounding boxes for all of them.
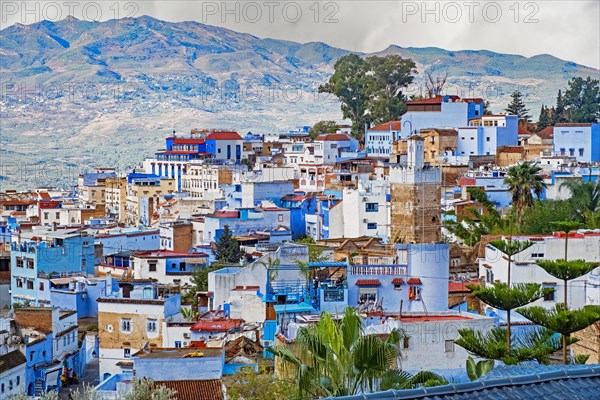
[153,380,223,400]
[39,200,61,209]
[518,126,532,135]
[172,138,205,145]
[38,192,52,200]
[205,131,243,140]
[458,177,477,187]
[369,121,401,131]
[355,279,381,286]
[536,126,554,139]
[190,319,243,332]
[407,277,422,285]
[406,95,460,105]
[448,281,478,293]
[392,278,404,285]
[213,210,239,218]
[315,133,352,141]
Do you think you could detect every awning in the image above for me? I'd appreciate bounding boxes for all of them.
[355,279,381,286]
[407,278,422,285]
[392,278,404,285]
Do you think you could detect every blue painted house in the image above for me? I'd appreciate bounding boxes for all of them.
[281,194,317,239]
[10,230,95,306]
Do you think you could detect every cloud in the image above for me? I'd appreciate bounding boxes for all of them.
[1,0,598,68]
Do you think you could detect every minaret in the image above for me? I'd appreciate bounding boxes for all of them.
[389,135,441,244]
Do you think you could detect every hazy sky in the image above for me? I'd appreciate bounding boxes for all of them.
[2,0,599,68]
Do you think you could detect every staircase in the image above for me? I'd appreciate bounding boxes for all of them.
[34,378,44,396]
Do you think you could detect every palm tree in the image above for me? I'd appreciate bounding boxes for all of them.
[258,256,281,284]
[559,179,600,224]
[268,307,444,398]
[504,162,546,219]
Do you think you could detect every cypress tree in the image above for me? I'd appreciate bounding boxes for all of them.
[537,104,551,132]
[214,225,243,264]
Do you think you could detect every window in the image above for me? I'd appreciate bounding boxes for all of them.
[27,259,34,269]
[278,214,284,222]
[148,262,157,272]
[579,148,584,157]
[358,288,377,304]
[365,203,379,212]
[569,148,575,156]
[121,318,132,332]
[16,376,20,386]
[531,253,545,258]
[30,352,34,361]
[55,212,60,219]
[16,278,23,288]
[560,148,565,156]
[124,348,131,358]
[367,222,377,230]
[179,262,186,272]
[486,137,490,142]
[27,280,34,290]
[445,340,455,353]
[1,383,4,393]
[175,341,182,348]
[44,212,49,220]
[147,319,157,332]
[8,380,12,391]
[16,257,23,268]
[409,285,421,300]
[39,282,44,291]
[63,336,67,346]
[486,269,494,283]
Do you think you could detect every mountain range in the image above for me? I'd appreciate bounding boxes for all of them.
[0,15,598,188]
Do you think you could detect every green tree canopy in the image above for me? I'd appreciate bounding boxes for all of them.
[214,225,243,264]
[308,120,339,139]
[505,90,531,122]
[319,54,416,138]
[537,104,552,131]
[563,76,600,123]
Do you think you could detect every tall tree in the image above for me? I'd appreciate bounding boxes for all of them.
[214,225,243,264]
[553,89,567,124]
[483,100,493,115]
[319,54,373,137]
[534,259,599,363]
[505,90,531,123]
[308,120,338,139]
[563,76,600,123]
[537,104,551,131]
[504,162,546,219]
[319,54,416,138]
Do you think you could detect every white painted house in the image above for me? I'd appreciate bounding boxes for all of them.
[0,349,27,398]
[479,232,600,310]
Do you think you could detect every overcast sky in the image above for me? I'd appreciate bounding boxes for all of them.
[2,1,599,68]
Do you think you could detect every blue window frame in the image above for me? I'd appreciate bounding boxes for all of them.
[367,223,378,230]
[365,203,378,212]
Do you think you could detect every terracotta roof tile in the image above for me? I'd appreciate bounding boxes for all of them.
[153,379,224,400]
[392,278,404,285]
[205,131,243,141]
[369,121,401,131]
[536,126,554,139]
[355,279,381,286]
[407,277,422,285]
[315,133,352,141]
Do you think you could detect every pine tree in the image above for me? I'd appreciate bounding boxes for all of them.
[563,76,600,123]
[505,90,531,122]
[554,89,567,124]
[537,104,551,132]
[214,225,243,264]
